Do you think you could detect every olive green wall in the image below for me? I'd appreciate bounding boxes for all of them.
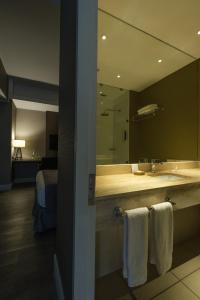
[132,60,199,161]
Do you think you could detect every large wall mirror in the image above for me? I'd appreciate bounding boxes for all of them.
[97,1,200,164]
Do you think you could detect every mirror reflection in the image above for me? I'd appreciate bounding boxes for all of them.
[97,7,199,164]
[96,84,129,165]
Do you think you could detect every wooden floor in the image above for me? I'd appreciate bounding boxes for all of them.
[0,184,56,300]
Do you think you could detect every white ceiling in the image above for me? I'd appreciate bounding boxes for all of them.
[1,0,200,91]
[98,10,194,91]
[98,0,200,91]
[99,0,200,58]
[13,99,59,112]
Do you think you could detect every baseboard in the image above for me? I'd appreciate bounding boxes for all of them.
[54,254,65,300]
[0,183,12,191]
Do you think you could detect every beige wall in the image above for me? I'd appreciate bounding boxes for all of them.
[16,109,46,159]
[133,60,199,161]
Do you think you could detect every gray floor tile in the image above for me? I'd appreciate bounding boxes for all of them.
[182,269,200,297]
[171,256,200,279]
[133,272,178,300]
[153,282,199,300]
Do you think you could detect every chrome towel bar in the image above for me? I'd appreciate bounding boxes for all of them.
[113,197,175,218]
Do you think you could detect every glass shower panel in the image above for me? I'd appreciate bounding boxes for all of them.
[96,83,129,165]
[113,91,129,164]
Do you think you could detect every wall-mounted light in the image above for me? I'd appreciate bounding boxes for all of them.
[158,59,162,63]
[13,139,26,160]
[197,30,200,36]
[117,74,121,79]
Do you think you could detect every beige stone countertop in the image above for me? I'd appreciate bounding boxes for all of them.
[95,168,200,201]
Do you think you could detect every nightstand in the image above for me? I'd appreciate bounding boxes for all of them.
[12,160,41,183]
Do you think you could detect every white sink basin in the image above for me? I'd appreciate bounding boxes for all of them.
[148,173,187,181]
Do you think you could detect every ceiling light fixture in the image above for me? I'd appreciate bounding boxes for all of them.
[197,30,200,36]
[101,35,107,40]
[158,59,162,63]
[117,74,121,79]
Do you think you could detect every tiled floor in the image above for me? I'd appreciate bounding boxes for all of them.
[133,245,200,300]
[96,237,200,300]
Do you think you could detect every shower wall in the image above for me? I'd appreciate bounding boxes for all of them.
[96,84,130,165]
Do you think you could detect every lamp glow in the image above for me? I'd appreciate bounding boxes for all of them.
[13,140,26,160]
[13,140,26,148]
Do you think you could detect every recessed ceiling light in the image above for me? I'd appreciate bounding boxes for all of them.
[117,74,121,79]
[101,35,107,40]
[197,30,200,36]
[99,91,103,95]
[158,59,162,63]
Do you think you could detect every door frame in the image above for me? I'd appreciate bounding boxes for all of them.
[54,0,97,299]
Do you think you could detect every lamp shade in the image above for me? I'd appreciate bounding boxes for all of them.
[13,139,26,148]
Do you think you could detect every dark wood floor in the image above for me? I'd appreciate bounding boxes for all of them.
[0,184,57,300]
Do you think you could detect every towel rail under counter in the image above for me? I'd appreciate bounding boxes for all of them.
[113,197,176,218]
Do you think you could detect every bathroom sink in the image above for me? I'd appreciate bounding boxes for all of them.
[148,173,187,181]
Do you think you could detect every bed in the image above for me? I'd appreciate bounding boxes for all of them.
[33,169,58,233]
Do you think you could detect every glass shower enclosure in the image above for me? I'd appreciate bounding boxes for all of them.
[96,83,130,165]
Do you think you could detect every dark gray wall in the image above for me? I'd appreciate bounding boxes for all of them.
[0,58,8,99]
[57,0,97,297]
[46,111,58,157]
[9,76,59,105]
[0,101,12,187]
[133,60,199,161]
[56,0,77,298]
[11,101,16,156]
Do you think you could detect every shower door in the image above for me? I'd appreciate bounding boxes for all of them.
[96,84,130,165]
[113,91,130,164]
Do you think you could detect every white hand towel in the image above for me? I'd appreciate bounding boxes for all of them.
[150,202,173,275]
[123,207,149,287]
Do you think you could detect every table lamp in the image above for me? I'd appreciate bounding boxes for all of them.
[13,140,26,160]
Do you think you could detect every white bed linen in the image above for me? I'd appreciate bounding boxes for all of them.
[36,170,46,208]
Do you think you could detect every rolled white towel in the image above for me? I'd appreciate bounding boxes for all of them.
[137,104,158,115]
